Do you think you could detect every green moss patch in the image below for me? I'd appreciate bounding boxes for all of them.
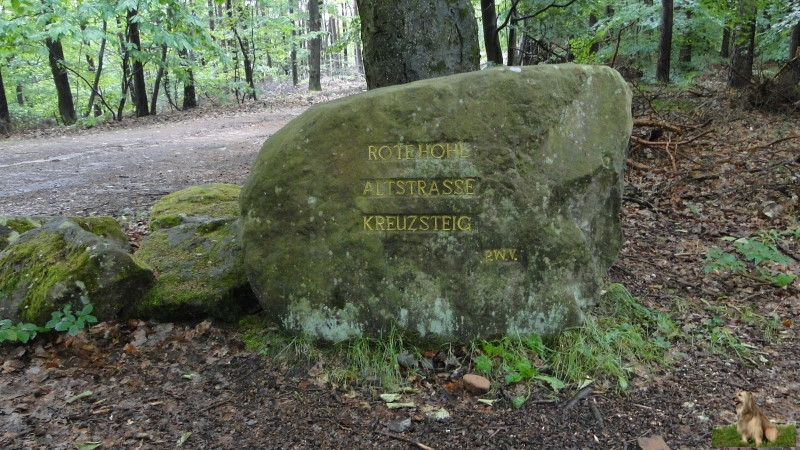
[150,184,241,231]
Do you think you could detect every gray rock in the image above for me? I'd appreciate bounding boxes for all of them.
[0,217,153,323]
[240,65,632,341]
[387,417,412,433]
[129,184,258,322]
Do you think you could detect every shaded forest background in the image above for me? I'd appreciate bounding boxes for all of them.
[0,0,799,131]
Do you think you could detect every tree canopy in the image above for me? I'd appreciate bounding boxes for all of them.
[1,0,798,128]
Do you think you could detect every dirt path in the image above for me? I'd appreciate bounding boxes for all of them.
[0,106,307,217]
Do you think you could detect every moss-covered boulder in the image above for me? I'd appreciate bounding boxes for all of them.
[131,184,258,322]
[240,65,632,342]
[149,183,241,231]
[0,217,153,323]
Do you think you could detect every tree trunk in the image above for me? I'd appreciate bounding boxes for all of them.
[183,69,197,109]
[656,0,673,83]
[290,7,298,86]
[720,26,731,58]
[728,0,756,89]
[588,13,599,55]
[45,38,77,125]
[150,44,168,115]
[235,34,256,100]
[16,84,24,105]
[356,0,479,89]
[678,9,692,65]
[308,0,322,91]
[353,1,364,75]
[790,20,800,59]
[127,9,150,117]
[0,67,10,129]
[481,0,503,65]
[86,20,107,118]
[507,6,518,66]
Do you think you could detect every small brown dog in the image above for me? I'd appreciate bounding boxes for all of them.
[734,390,779,445]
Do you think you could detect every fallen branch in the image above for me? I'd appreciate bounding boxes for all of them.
[563,384,594,409]
[590,398,605,428]
[743,135,800,152]
[633,119,683,134]
[374,430,435,450]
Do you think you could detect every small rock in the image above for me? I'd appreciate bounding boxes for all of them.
[637,435,671,450]
[462,374,490,395]
[387,417,411,433]
[396,351,418,369]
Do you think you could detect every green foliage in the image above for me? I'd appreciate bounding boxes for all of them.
[0,291,98,343]
[45,297,98,337]
[704,228,799,288]
[0,319,44,343]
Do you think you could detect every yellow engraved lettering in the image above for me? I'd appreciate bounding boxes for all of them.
[445,142,460,158]
[404,145,416,160]
[484,250,493,262]
[509,249,517,261]
[374,215,386,230]
[378,145,392,160]
[363,216,375,230]
[453,179,464,195]
[367,146,378,160]
[459,142,470,158]
[428,180,440,196]
[407,215,417,231]
[419,215,430,231]
[362,181,375,196]
[417,180,427,195]
[393,145,402,160]
[418,143,431,158]
[457,216,472,231]
[493,249,507,261]
[386,215,397,231]
[442,179,453,195]
[441,215,453,230]
[430,143,446,158]
[465,178,476,195]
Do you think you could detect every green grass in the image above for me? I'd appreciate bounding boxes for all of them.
[238,283,681,399]
[712,423,796,448]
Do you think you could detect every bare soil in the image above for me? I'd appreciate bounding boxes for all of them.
[1,81,798,449]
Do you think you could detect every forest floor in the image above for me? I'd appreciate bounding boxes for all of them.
[0,78,798,450]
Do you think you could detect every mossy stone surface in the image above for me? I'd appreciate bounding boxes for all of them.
[131,184,257,322]
[149,183,241,231]
[0,217,154,323]
[240,65,632,342]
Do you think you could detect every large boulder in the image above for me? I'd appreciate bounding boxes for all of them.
[240,65,632,341]
[0,217,153,323]
[130,184,258,321]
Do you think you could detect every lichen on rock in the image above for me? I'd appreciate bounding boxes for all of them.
[240,65,633,341]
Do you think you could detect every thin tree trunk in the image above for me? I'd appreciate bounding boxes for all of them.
[290,7,298,86]
[353,0,364,74]
[728,0,756,89]
[16,84,24,105]
[86,20,107,118]
[790,20,800,59]
[588,13,599,55]
[0,67,10,129]
[507,6,518,66]
[656,0,673,83]
[481,0,502,65]
[150,44,168,115]
[678,9,691,65]
[127,9,149,116]
[308,0,322,91]
[45,37,77,125]
[720,26,731,58]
